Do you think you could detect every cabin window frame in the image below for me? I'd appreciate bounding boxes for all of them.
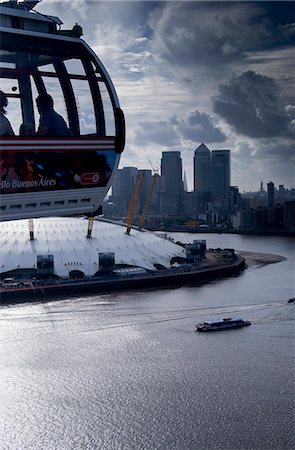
[0,31,116,137]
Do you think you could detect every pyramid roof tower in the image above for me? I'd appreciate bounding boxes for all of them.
[195,143,210,153]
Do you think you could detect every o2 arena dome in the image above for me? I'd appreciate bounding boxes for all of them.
[0,217,187,280]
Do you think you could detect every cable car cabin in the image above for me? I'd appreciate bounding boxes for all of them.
[0,1,125,221]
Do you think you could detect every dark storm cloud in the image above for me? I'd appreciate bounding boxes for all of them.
[149,1,294,70]
[213,70,294,138]
[255,139,295,161]
[234,138,295,163]
[134,110,226,146]
[172,111,226,143]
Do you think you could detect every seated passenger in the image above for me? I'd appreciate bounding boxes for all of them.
[36,93,73,137]
[0,90,15,136]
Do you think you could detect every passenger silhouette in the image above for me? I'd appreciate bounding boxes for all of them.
[36,93,73,137]
[0,90,15,136]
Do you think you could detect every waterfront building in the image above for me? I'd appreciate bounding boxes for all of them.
[111,167,138,216]
[235,204,289,232]
[193,144,231,219]
[183,191,198,218]
[230,186,241,214]
[193,143,211,192]
[211,150,231,212]
[267,181,275,207]
[277,184,286,204]
[160,151,184,216]
[284,201,295,232]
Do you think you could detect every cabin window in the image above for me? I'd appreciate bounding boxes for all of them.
[42,76,69,126]
[0,77,22,135]
[39,63,56,74]
[99,82,115,136]
[71,79,96,135]
[64,59,86,77]
[0,34,118,138]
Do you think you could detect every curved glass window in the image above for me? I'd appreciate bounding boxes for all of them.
[0,32,116,137]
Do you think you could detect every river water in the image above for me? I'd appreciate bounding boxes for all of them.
[0,234,294,450]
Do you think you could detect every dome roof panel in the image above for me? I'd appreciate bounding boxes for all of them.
[0,217,186,277]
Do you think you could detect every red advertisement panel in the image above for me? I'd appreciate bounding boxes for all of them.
[0,139,117,194]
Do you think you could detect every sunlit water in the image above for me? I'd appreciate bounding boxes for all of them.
[0,234,294,450]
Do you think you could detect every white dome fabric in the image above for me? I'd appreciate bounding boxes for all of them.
[0,217,186,278]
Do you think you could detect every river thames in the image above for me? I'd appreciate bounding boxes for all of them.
[0,233,294,450]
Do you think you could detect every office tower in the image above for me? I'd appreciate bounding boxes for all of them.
[193,144,231,218]
[112,167,138,215]
[278,184,286,204]
[160,151,184,215]
[211,150,231,212]
[111,169,121,199]
[267,181,275,207]
[194,143,211,192]
[230,186,241,214]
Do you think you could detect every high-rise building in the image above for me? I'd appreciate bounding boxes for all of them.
[211,150,231,212]
[193,144,231,217]
[193,143,211,192]
[267,181,275,207]
[112,167,138,215]
[230,186,241,214]
[278,184,286,204]
[160,151,184,216]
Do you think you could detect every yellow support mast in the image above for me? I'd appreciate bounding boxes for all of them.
[125,172,145,235]
[138,174,158,230]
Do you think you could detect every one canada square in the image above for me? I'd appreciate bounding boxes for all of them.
[194,143,231,218]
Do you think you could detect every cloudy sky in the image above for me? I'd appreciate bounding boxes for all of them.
[37,0,294,191]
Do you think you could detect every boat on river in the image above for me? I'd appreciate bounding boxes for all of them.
[196,317,251,332]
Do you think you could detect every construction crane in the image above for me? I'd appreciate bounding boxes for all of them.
[138,173,158,230]
[147,157,160,175]
[125,172,145,235]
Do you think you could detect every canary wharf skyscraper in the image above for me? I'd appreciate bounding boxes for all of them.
[160,151,184,215]
[193,143,211,192]
[194,143,231,217]
[211,149,231,211]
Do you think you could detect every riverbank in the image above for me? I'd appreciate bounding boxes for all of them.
[0,254,245,302]
[149,226,295,237]
[237,251,286,266]
[0,249,287,303]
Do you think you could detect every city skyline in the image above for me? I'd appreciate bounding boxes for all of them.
[11,0,295,191]
[112,145,290,195]
[107,147,295,233]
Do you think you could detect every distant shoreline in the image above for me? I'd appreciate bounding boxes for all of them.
[149,227,295,237]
